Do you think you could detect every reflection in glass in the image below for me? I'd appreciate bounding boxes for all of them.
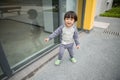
[0,0,59,68]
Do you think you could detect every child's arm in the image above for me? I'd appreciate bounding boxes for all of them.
[76,45,80,49]
[44,25,63,42]
[73,27,80,46]
[44,38,49,42]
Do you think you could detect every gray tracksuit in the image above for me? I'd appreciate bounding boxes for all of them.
[49,24,80,60]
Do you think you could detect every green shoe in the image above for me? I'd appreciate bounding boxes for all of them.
[70,58,77,63]
[55,59,61,65]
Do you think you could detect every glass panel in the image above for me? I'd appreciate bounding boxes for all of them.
[0,0,59,68]
[66,0,77,12]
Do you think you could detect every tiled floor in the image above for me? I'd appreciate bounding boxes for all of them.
[26,17,120,80]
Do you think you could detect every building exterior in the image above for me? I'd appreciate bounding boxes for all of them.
[0,0,113,79]
[95,0,113,17]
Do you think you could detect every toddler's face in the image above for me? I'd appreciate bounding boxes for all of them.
[64,18,75,27]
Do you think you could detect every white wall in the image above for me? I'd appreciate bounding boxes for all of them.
[106,0,113,10]
[95,0,113,17]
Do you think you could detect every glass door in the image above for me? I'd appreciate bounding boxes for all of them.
[0,0,59,72]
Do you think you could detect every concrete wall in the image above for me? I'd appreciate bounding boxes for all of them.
[95,0,113,17]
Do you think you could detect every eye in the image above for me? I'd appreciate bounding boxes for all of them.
[66,18,69,20]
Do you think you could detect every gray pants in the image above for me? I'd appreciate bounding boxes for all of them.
[58,43,74,60]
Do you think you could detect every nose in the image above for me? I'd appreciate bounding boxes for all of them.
[67,19,71,22]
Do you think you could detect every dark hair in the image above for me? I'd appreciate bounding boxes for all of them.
[64,11,77,22]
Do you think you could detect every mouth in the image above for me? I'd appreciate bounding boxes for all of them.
[67,23,71,25]
[66,23,72,27]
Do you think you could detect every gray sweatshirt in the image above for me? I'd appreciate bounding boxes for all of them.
[49,24,80,46]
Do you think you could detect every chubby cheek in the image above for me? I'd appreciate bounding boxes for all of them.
[65,21,74,27]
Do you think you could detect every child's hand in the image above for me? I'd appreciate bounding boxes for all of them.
[44,38,49,42]
[76,45,80,49]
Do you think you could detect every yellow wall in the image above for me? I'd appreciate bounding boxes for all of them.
[77,0,83,28]
[83,0,96,30]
